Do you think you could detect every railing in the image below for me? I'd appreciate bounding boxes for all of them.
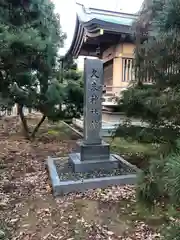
[122,58,153,83]
[104,86,127,96]
[102,86,127,106]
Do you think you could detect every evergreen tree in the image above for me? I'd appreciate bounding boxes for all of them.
[119,0,180,143]
[0,0,67,138]
[62,58,83,119]
[48,57,83,122]
[118,0,180,237]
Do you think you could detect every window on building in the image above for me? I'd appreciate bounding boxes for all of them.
[122,58,134,82]
[104,60,113,86]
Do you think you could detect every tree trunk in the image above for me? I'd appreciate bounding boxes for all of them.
[17,103,20,115]
[18,104,30,139]
[31,115,46,139]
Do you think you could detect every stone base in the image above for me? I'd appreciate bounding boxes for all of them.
[69,153,119,173]
[76,140,110,161]
[46,155,138,196]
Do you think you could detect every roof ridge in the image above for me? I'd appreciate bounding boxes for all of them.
[76,2,138,17]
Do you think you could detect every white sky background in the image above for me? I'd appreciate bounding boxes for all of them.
[53,0,144,57]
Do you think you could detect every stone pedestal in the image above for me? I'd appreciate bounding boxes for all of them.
[69,153,119,173]
[69,139,119,173]
[76,140,110,161]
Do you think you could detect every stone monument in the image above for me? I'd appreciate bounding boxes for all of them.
[69,58,119,172]
[47,58,138,196]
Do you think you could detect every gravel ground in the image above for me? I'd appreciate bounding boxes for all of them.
[55,158,135,182]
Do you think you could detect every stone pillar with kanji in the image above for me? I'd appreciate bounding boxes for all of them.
[83,58,103,145]
[69,58,119,172]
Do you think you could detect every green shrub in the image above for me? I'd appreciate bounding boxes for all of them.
[161,221,180,240]
[136,157,166,209]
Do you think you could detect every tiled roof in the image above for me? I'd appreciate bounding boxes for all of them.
[76,3,137,24]
[63,3,137,58]
[96,16,134,26]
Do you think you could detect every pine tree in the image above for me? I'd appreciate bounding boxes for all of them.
[62,58,83,119]
[47,57,83,122]
[0,0,66,138]
[119,0,180,143]
[119,0,180,237]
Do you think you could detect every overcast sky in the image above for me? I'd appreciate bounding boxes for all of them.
[52,0,144,55]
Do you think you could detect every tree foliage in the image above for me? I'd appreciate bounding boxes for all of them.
[48,58,83,122]
[118,0,180,144]
[62,58,83,119]
[0,0,83,139]
[0,0,65,138]
[118,0,180,237]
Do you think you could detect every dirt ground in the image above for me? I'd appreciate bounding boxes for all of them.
[0,115,168,239]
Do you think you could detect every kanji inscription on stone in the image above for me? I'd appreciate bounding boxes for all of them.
[89,95,98,104]
[91,81,101,91]
[90,109,99,114]
[83,58,103,145]
[89,120,100,129]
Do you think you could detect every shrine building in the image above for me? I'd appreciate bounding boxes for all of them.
[64,3,141,98]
